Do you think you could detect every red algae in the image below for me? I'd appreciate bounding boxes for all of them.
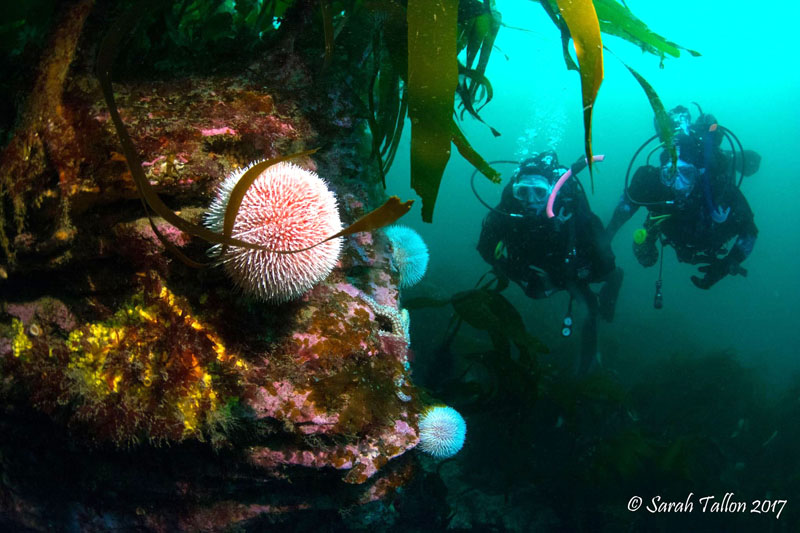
[0,12,420,524]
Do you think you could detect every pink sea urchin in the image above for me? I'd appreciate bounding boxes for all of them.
[417,405,466,459]
[204,161,343,302]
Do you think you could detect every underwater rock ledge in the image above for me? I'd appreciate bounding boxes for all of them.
[0,9,420,531]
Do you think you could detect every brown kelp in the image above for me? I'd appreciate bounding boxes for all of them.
[556,0,604,190]
[0,0,696,257]
[616,57,678,169]
[535,0,698,191]
[407,0,459,223]
[0,2,433,527]
[405,276,548,400]
[408,286,794,530]
[592,0,700,60]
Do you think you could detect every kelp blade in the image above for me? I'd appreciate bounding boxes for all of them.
[451,119,500,184]
[96,0,256,264]
[407,0,459,222]
[593,0,700,59]
[557,0,604,190]
[221,149,319,256]
[472,2,501,98]
[538,0,579,72]
[456,66,500,135]
[465,10,492,69]
[451,288,548,357]
[99,9,399,260]
[258,196,414,254]
[324,196,414,242]
[539,0,699,60]
[621,59,676,168]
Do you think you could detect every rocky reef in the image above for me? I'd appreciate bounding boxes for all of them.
[0,2,422,530]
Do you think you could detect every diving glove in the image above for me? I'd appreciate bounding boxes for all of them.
[691,257,735,290]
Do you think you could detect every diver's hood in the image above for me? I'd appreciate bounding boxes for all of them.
[741,149,761,176]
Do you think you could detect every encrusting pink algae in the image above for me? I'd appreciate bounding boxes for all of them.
[0,5,425,528]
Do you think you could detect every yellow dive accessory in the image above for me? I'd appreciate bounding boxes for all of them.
[494,240,507,260]
[635,214,671,244]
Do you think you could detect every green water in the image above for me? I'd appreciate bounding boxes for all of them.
[389,0,800,385]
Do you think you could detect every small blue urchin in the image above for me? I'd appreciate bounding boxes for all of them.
[418,405,466,459]
[383,225,429,289]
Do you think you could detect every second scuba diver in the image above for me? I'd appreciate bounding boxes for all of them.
[606,105,760,296]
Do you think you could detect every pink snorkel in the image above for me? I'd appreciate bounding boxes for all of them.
[546,155,605,218]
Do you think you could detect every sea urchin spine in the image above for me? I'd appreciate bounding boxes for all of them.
[383,225,429,289]
[204,161,343,302]
[417,405,466,459]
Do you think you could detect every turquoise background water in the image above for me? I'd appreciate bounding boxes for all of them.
[387,1,800,383]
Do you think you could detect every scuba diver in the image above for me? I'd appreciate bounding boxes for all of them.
[476,150,623,375]
[606,105,759,301]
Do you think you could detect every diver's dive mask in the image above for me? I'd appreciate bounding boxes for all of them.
[660,158,699,197]
[668,105,692,136]
[512,174,552,212]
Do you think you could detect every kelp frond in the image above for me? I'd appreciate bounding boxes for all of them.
[96,0,412,266]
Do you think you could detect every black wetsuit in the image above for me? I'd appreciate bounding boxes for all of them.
[478,178,615,297]
[477,163,621,373]
[607,151,757,289]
